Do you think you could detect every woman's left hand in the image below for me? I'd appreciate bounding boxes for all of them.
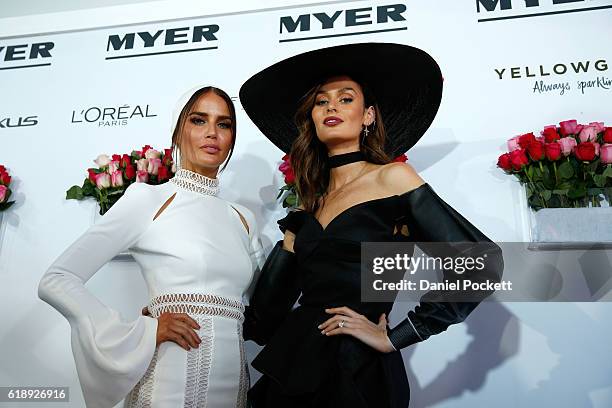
[318,306,395,353]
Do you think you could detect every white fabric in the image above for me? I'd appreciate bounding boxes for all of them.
[38,178,264,408]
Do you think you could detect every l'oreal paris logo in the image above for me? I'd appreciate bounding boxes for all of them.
[0,116,38,128]
[71,105,157,127]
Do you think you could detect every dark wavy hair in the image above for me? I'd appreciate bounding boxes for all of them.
[171,86,237,172]
[290,76,391,212]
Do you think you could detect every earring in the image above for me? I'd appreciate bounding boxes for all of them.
[361,124,369,144]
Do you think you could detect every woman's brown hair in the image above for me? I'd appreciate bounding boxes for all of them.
[171,86,237,172]
[290,76,390,213]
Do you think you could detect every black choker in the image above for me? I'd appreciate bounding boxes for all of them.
[328,151,366,168]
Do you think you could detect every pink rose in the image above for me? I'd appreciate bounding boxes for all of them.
[144,148,161,159]
[136,158,149,172]
[579,126,598,143]
[111,171,124,187]
[600,144,612,164]
[95,173,111,189]
[558,137,577,156]
[136,170,149,183]
[147,158,161,175]
[108,160,120,174]
[507,136,521,152]
[94,154,111,167]
[589,122,605,133]
[0,185,7,203]
[559,120,579,136]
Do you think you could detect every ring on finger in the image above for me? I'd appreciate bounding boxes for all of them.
[338,320,346,328]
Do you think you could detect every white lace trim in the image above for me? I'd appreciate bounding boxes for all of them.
[124,349,159,408]
[148,293,245,322]
[236,321,249,408]
[185,315,214,408]
[170,168,219,197]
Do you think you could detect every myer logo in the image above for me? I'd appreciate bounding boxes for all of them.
[279,3,407,42]
[0,42,53,71]
[494,58,610,95]
[0,115,38,128]
[106,25,219,60]
[71,104,157,127]
[477,0,612,22]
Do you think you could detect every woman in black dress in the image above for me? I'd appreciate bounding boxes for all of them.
[239,43,504,407]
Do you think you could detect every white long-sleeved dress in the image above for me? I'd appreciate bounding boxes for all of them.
[38,169,264,408]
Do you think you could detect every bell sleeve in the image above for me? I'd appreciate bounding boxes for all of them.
[387,183,504,350]
[38,182,159,408]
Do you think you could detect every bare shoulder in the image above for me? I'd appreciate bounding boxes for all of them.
[377,161,426,195]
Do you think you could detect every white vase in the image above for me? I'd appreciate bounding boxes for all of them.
[528,207,612,250]
[92,205,134,261]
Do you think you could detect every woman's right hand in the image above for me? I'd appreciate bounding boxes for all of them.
[154,311,201,351]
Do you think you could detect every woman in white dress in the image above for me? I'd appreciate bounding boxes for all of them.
[38,86,264,408]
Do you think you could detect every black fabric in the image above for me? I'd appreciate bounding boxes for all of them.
[243,241,301,346]
[239,42,443,157]
[327,151,366,168]
[248,183,503,407]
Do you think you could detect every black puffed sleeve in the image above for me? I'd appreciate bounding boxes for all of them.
[277,210,308,235]
[387,183,504,350]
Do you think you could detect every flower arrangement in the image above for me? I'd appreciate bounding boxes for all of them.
[66,145,175,215]
[0,165,15,211]
[497,120,612,210]
[277,153,409,209]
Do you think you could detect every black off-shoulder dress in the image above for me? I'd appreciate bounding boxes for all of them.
[247,183,503,408]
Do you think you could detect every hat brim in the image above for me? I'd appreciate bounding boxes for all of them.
[239,42,443,156]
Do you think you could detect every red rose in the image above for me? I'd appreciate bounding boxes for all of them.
[518,133,536,149]
[510,149,529,170]
[284,169,295,184]
[124,164,136,180]
[574,142,597,161]
[112,154,121,162]
[158,165,170,182]
[163,149,173,166]
[542,127,560,143]
[545,143,562,161]
[0,165,5,173]
[393,154,408,163]
[121,154,131,168]
[497,153,512,171]
[0,171,11,185]
[87,168,97,183]
[527,140,545,161]
[142,145,152,155]
[604,127,612,143]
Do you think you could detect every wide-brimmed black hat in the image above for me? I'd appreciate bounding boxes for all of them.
[239,42,443,157]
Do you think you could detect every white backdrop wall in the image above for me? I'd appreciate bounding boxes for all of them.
[1,0,612,407]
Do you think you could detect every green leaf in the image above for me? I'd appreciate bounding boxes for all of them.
[568,184,587,199]
[558,161,574,179]
[603,166,612,178]
[0,201,15,211]
[594,174,606,187]
[66,185,84,200]
[541,190,552,201]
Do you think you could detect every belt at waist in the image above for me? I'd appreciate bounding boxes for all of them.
[148,292,245,322]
